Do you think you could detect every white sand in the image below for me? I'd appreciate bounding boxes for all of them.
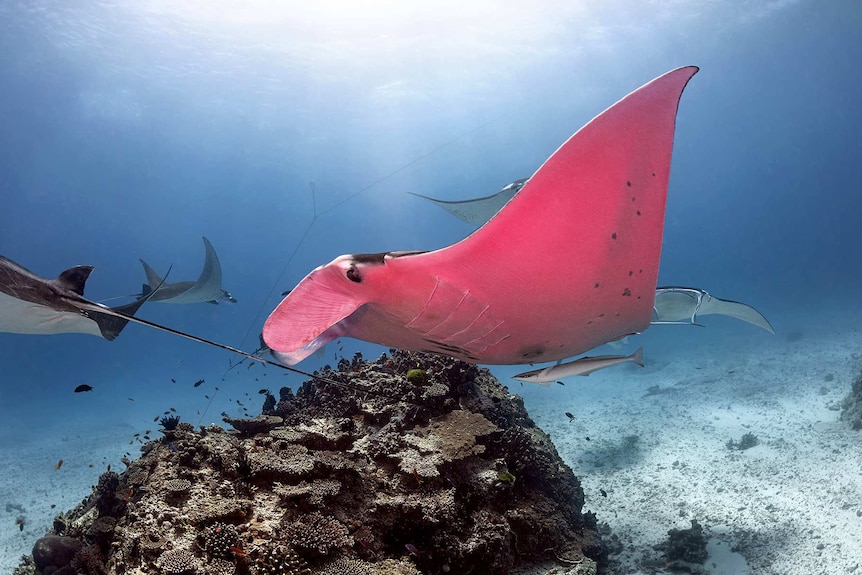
[526,306,862,574]
[2,307,861,575]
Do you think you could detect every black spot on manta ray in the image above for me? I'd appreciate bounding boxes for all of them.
[622,288,632,297]
[594,282,600,288]
[611,233,617,240]
[628,271,633,276]
[626,180,632,187]
[520,346,547,360]
[636,210,641,216]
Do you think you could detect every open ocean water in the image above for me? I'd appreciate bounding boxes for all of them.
[1,2,860,574]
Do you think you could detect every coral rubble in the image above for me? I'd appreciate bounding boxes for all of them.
[15,350,602,575]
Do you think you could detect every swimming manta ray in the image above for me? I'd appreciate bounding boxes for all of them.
[0,253,343,384]
[0,256,155,340]
[409,178,529,226]
[263,66,700,367]
[652,286,774,333]
[139,236,236,304]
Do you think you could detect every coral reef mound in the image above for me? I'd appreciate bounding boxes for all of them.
[15,350,602,575]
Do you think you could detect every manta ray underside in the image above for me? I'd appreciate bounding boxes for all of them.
[139,236,236,304]
[263,66,700,367]
[0,256,151,340]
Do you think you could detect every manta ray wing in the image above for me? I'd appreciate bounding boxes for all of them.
[408,178,528,226]
[264,66,699,365]
[652,286,775,334]
[0,256,152,340]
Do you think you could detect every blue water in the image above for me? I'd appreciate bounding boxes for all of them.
[0,1,860,570]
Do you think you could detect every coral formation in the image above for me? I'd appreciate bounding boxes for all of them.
[840,370,862,430]
[16,350,603,575]
[156,548,198,573]
[725,432,759,451]
[656,519,708,567]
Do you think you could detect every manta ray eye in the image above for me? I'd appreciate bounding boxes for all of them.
[346,266,362,283]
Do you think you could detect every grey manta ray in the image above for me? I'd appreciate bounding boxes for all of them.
[139,236,236,304]
[0,255,340,384]
[414,179,775,336]
[0,256,154,340]
[652,286,774,333]
[409,178,528,226]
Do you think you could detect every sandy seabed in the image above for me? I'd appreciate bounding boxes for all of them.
[2,306,860,575]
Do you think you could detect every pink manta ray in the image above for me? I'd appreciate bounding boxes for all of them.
[264,67,699,367]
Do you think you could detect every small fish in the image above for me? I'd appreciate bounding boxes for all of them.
[164,411,171,415]
[170,407,176,412]
[193,379,205,387]
[513,347,645,385]
[556,381,565,386]
[565,412,574,422]
[230,546,247,556]
[128,397,135,402]
[143,436,150,440]
[204,395,210,399]
[54,459,64,470]
[16,517,24,531]
[74,384,93,393]
[599,489,608,497]
[258,388,270,395]
[171,378,176,383]
[405,543,420,557]
[153,416,160,422]
[585,436,591,441]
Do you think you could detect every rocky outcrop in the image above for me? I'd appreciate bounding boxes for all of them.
[15,350,603,575]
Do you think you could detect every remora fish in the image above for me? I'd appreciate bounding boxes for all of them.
[512,347,644,385]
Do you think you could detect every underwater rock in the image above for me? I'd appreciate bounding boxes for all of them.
[222,414,283,435]
[16,349,603,575]
[655,519,708,566]
[31,535,84,572]
[840,370,862,430]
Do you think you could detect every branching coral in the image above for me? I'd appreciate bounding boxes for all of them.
[253,544,310,575]
[282,512,353,557]
[200,522,238,559]
[273,479,341,506]
[156,548,198,574]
